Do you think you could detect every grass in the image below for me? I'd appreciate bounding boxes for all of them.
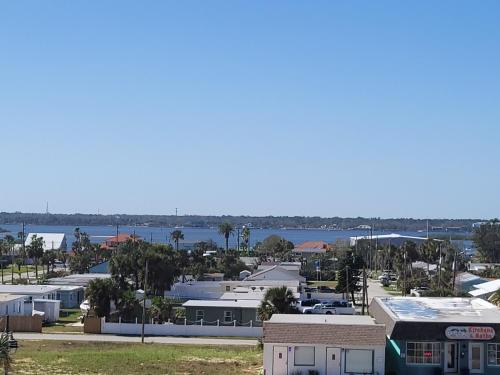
[42,309,83,333]
[307,280,338,288]
[14,340,263,374]
[382,284,402,296]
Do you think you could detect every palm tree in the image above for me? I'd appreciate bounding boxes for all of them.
[218,223,234,251]
[86,278,116,318]
[3,235,15,284]
[0,332,12,375]
[170,230,184,251]
[241,227,250,252]
[27,235,44,281]
[489,289,500,307]
[257,286,296,321]
[151,296,174,323]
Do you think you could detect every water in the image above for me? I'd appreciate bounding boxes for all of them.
[0,223,471,250]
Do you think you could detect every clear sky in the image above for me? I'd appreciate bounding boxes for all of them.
[0,1,499,219]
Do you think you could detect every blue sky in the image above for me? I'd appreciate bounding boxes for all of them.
[0,1,499,219]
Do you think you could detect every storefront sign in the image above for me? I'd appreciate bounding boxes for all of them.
[445,326,495,340]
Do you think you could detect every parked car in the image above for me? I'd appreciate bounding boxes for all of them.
[410,287,431,297]
[303,302,355,315]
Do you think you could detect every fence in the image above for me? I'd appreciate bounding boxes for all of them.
[0,315,43,333]
[100,318,262,337]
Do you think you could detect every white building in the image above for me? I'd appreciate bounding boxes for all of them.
[0,295,25,316]
[0,285,60,316]
[263,314,386,375]
[24,233,67,252]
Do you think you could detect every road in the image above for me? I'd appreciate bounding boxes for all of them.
[15,333,258,346]
[366,278,393,303]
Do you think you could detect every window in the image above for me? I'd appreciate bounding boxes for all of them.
[224,311,233,323]
[406,342,441,365]
[195,310,204,321]
[225,286,231,292]
[345,349,373,373]
[488,343,500,366]
[294,346,315,366]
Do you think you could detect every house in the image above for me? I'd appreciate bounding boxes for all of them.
[370,296,500,375]
[468,263,500,272]
[46,273,111,287]
[55,286,85,308]
[292,241,331,257]
[24,233,67,252]
[454,272,488,293]
[469,279,500,300]
[244,266,306,283]
[100,233,140,250]
[0,285,60,315]
[262,314,386,375]
[89,261,110,274]
[0,295,25,316]
[183,299,261,326]
[350,233,434,248]
[33,299,60,322]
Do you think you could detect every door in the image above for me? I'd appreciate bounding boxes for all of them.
[469,343,484,373]
[326,347,342,375]
[444,342,458,373]
[273,346,288,375]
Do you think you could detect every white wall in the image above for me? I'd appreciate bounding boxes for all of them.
[0,300,24,316]
[263,343,385,375]
[101,319,262,337]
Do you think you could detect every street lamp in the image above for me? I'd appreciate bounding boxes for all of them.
[7,333,17,354]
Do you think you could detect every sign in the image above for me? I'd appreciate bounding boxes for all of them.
[445,326,495,340]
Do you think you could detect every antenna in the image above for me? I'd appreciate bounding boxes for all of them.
[175,208,178,216]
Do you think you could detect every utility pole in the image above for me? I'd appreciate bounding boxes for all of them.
[452,244,458,291]
[438,242,442,295]
[365,269,369,314]
[402,245,407,297]
[362,264,366,315]
[345,265,350,303]
[141,258,149,344]
[237,228,240,252]
[116,224,119,239]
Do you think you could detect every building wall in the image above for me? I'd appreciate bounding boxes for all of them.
[386,339,500,375]
[185,306,259,325]
[263,342,385,375]
[57,289,84,309]
[0,299,24,316]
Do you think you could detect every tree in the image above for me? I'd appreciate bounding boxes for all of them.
[254,235,294,261]
[489,289,500,307]
[336,251,364,304]
[69,228,95,274]
[241,227,251,252]
[151,296,175,323]
[0,332,12,375]
[218,223,234,251]
[170,230,184,251]
[116,289,140,321]
[27,234,44,281]
[219,250,248,280]
[257,286,297,321]
[473,220,500,263]
[419,239,439,273]
[86,278,116,318]
[3,235,16,284]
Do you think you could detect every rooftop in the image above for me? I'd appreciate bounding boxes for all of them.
[293,241,329,252]
[469,279,500,296]
[47,273,111,286]
[183,299,261,308]
[375,297,500,324]
[25,233,66,251]
[0,294,26,302]
[268,314,377,326]
[0,285,60,294]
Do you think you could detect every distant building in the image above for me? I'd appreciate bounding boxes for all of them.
[100,233,140,250]
[244,265,306,283]
[350,233,434,248]
[183,299,261,326]
[25,233,67,252]
[293,241,331,257]
[469,279,500,300]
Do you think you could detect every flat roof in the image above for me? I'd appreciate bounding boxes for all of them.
[375,297,500,324]
[220,292,265,301]
[183,299,260,308]
[268,314,377,325]
[0,285,60,294]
